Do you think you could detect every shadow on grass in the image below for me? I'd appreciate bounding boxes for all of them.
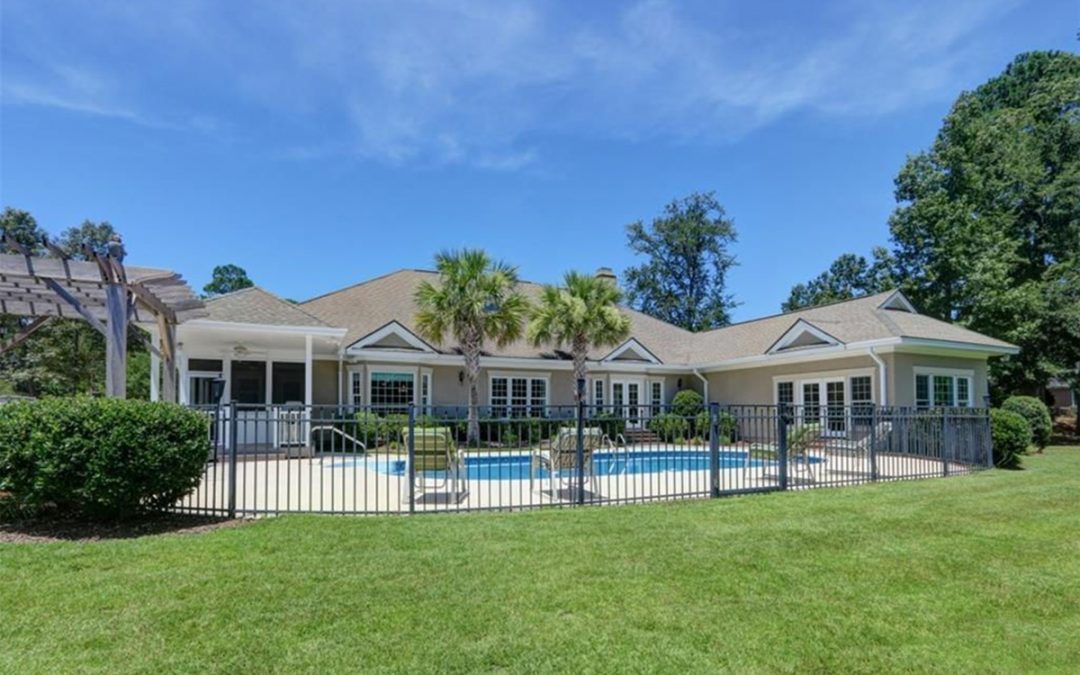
[0,507,245,544]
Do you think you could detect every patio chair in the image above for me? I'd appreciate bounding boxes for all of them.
[400,426,468,504]
[530,426,605,498]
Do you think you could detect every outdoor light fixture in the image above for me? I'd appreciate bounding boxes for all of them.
[210,378,226,405]
[458,370,464,384]
[677,378,683,389]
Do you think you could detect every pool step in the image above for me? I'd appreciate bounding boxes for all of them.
[622,429,661,445]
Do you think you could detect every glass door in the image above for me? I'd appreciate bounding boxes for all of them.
[626,381,642,429]
[825,380,847,436]
[797,379,847,437]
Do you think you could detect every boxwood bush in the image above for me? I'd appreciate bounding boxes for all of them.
[0,398,211,519]
[1001,395,1052,451]
[671,389,705,418]
[990,408,1030,469]
[648,412,690,442]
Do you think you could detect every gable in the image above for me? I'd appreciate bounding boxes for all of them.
[346,321,434,354]
[878,290,917,313]
[603,338,662,364]
[767,320,843,353]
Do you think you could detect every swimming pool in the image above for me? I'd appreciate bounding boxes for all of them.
[328,449,822,480]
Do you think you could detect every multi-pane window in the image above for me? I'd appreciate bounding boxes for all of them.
[351,372,363,407]
[916,372,973,408]
[490,376,548,418]
[776,381,794,407]
[650,381,663,416]
[850,375,873,423]
[420,372,431,414]
[369,372,414,414]
[592,379,604,409]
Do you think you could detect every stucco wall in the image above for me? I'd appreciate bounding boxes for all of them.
[706,356,879,406]
[883,353,990,407]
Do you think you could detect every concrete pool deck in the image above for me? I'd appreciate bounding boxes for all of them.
[175,446,980,516]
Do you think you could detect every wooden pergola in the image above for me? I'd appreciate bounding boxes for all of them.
[0,237,207,401]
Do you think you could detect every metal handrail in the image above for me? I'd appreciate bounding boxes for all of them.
[310,425,367,452]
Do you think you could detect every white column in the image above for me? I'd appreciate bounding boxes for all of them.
[336,349,343,406]
[304,335,314,407]
[221,354,232,402]
[177,351,190,405]
[150,350,161,402]
[265,359,273,406]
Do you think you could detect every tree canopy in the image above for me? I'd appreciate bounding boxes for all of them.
[528,271,631,392]
[623,192,738,331]
[783,247,897,311]
[784,51,1080,394]
[203,264,255,297]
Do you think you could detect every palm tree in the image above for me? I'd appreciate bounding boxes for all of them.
[527,271,632,400]
[414,249,530,443]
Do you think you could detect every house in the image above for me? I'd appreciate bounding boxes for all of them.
[153,268,1018,438]
[1047,378,1078,411]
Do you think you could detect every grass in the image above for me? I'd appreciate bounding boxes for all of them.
[3,449,1079,673]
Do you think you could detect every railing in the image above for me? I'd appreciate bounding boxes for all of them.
[172,402,993,517]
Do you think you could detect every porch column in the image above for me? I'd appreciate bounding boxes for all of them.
[265,360,273,405]
[221,354,232,402]
[336,349,343,406]
[177,351,190,405]
[150,349,161,402]
[304,334,313,407]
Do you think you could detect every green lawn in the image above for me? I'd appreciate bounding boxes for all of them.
[3,449,1079,673]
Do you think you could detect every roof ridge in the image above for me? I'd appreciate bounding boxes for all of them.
[251,286,330,326]
[696,290,897,336]
[300,268,433,306]
[203,285,260,302]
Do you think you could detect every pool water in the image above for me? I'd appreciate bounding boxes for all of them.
[328,449,821,481]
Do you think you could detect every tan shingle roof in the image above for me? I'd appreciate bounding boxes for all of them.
[688,291,1016,361]
[205,287,328,327]
[295,274,1016,364]
[300,270,696,362]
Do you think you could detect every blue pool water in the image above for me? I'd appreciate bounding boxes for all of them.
[328,449,821,481]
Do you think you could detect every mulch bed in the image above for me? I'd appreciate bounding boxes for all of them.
[0,513,249,544]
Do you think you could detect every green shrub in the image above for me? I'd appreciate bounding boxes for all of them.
[1002,396,1052,450]
[671,389,704,418]
[693,410,739,443]
[649,413,690,442]
[591,411,627,440]
[0,398,211,519]
[990,409,1030,469]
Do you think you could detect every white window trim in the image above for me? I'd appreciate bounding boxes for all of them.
[649,378,665,414]
[772,369,878,407]
[914,367,974,407]
[488,371,551,417]
[365,364,419,409]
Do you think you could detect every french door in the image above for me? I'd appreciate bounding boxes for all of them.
[798,379,847,437]
[612,379,647,429]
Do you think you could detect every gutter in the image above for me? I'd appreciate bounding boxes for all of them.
[692,368,709,403]
[868,347,888,406]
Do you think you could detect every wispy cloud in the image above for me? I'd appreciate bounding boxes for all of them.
[1,0,1024,169]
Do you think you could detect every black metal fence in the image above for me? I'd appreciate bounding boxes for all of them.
[172,401,993,517]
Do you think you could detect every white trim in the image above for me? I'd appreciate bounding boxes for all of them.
[648,378,665,415]
[770,367,875,385]
[346,321,435,354]
[914,367,975,407]
[602,338,662,364]
[878,290,917,313]
[365,364,419,408]
[768,319,842,353]
[487,371,551,416]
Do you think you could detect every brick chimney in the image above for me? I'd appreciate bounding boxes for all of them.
[595,267,617,284]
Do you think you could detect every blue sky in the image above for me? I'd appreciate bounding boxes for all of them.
[2,0,1076,321]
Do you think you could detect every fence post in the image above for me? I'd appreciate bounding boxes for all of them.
[942,409,950,477]
[985,410,994,468]
[869,404,879,482]
[227,400,238,519]
[777,404,789,491]
[407,403,416,514]
[709,402,721,498]
[576,378,586,506]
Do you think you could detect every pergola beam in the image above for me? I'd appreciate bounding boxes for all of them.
[0,316,55,357]
[0,240,206,400]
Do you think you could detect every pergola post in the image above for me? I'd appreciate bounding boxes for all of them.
[150,349,161,402]
[104,280,128,398]
[157,315,178,403]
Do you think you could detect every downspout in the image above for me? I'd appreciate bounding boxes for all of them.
[868,347,887,406]
[692,369,709,403]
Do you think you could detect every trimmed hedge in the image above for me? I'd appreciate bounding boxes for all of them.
[990,408,1030,469]
[1002,396,1052,450]
[0,398,211,519]
[671,389,705,418]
